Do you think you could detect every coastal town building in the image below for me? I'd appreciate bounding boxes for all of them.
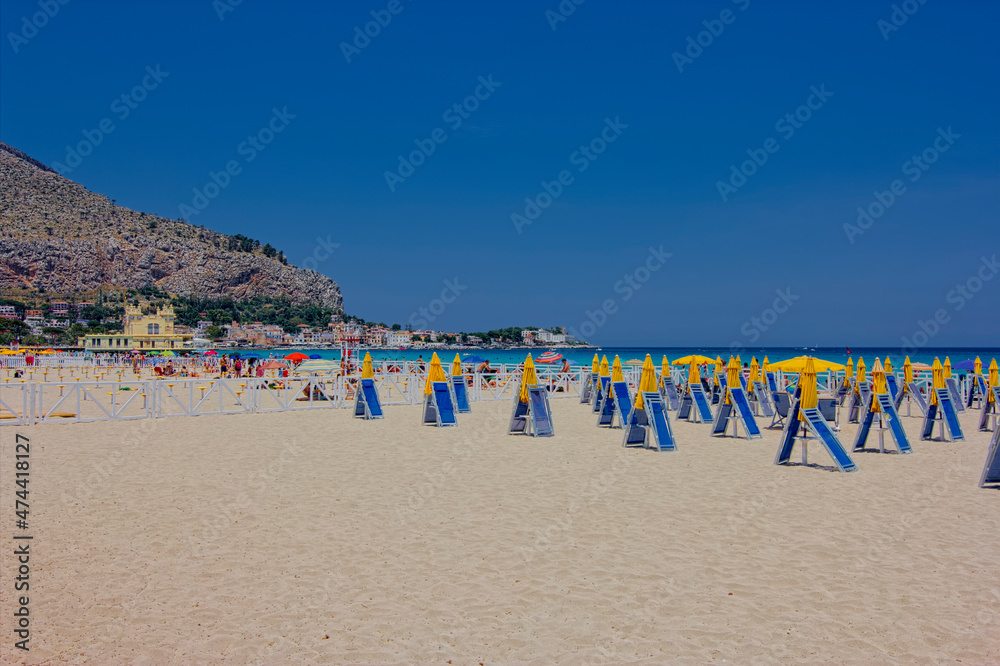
[79,305,192,351]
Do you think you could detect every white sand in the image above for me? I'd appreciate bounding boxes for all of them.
[2,397,998,664]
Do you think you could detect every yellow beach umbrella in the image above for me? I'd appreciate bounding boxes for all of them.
[884,357,893,375]
[943,357,952,379]
[988,359,998,404]
[844,357,854,387]
[673,354,716,366]
[856,358,867,383]
[634,354,657,410]
[591,354,600,373]
[870,358,887,412]
[611,355,624,383]
[749,357,761,384]
[361,352,374,380]
[903,356,914,384]
[661,356,670,387]
[519,354,538,403]
[451,353,462,376]
[930,358,945,405]
[799,357,818,421]
[687,360,701,390]
[599,355,609,377]
[975,356,983,376]
[769,356,846,373]
[725,356,740,404]
[423,352,446,395]
[713,355,723,386]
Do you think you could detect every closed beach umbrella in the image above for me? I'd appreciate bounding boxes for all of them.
[798,357,818,421]
[884,357,893,375]
[591,354,600,373]
[661,355,670,387]
[989,359,998,404]
[424,352,446,395]
[769,356,847,373]
[634,354,657,409]
[713,356,723,386]
[857,358,867,385]
[451,353,462,376]
[750,357,761,384]
[904,356,914,384]
[844,357,854,387]
[687,359,701,390]
[870,358,887,413]
[361,352,374,380]
[930,358,945,405]
[725,356,740,404]
[976,357,983,375]
[943,357,952,379]
[599,355,609,378]
[611,355,624,383]
[518,354,539,403]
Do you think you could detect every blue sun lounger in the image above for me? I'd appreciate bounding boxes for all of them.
[354,378,384,419]
[775,401,858,473]
[852,393,912,454]
[751,381,775,418]
[681,383,714,423]
[623,392,676,451]
[581,372,599,404]
[766,371,778,393]
[451,375,471,413]
[423,381,457,427]
[510,386,554,437]
[921,388,965,442]
[712,387,762,439]
[885,374,901,402]
[847,381,871,423]
[968,375,988,409]
[660,374,680,411]
[903,382,928,416]
[712,374,726,405]
[610,381,632,429]
[592,376,610,413]
[979,387,1000,431]
[597,384,616,427]
[979,426,1000,488]
[945,377,966,412]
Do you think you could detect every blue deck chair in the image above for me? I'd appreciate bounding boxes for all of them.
[886,374,901,402]
[354,377,384,419]
[660,374,680,411]
[611,381,632,429]
[904,382,928,416]
[766,371,778,393]
[592,376,610,413]
[451,375,471,413]
[423,381,457,427]
[597,384,616,427]
[852,393,912,454]
[623,392,677,451]
[921,389,965,442]
[769,391,791,429]
[509,385,555,437]
[581,372,598,404]
[979,426,1000,488]
[684,384,714,423]
[847,381,871,424]
[968,375,987,409]
[775,400,858,473]
[751,381,775,418]
[835,382,852,406]
[712,387,762,440]
[978,388,999,431]
[945,377,966,412]
[817,397,839,431]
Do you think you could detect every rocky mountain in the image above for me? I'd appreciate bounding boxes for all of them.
[0,142,343,309]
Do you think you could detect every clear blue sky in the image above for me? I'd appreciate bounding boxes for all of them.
[2,0,998,346]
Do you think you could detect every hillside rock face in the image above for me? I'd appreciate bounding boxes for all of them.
[0,142,343,309]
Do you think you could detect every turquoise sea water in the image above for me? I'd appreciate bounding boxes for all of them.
[257,346,1000,369]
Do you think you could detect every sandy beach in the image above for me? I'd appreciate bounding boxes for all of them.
[2,396,998,664]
